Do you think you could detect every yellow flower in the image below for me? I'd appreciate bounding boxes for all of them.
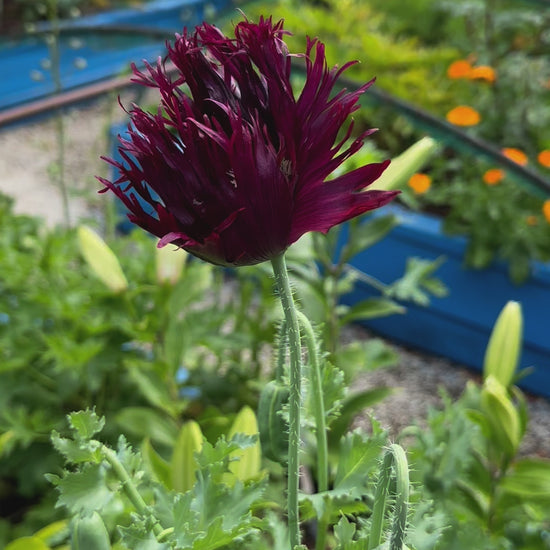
[408,173,432,194]
[468,65,497,83]
[447,60,473,79]
[483,168,504,186]
[543,200,550,224]
[537,150,550,168]
[502,148,528,166]
[446,106,481,126]
[526,215,538,226]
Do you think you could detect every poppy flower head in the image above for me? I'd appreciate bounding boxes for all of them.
[99,16,398,267]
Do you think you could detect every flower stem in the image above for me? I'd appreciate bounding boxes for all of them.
[296,311,329,550]
[368,444,409,550]
[271,253,302,550]
[102,446,164,538]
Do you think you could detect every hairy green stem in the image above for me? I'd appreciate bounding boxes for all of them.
[102,446,164,538]
[296,311,329,550]
[271,254,302,550]
[368,444,409,550]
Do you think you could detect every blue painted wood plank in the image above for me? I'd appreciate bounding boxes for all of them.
[0,0,234,113]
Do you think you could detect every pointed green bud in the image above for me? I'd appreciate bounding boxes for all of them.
[370,136,439,191]
[77,226,128,293]
[227,406,261,482]
[483,301,522,388]
[156,245,186,285]
[481,375,522,457]
[171,420,203,493]
[71,512,111,550]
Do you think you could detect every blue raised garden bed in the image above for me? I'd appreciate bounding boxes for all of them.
[0,0,234,114]
[341,205,550,398]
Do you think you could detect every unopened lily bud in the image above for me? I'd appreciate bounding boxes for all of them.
[483,301,522,388]
[77,226,128,293]
[156,245,186,285]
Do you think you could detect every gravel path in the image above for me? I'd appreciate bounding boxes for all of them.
[2,100,549,460]
[347,326,550,459]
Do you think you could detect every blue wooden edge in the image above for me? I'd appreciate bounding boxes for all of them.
[0,0,235,113]
[340,205,550,398]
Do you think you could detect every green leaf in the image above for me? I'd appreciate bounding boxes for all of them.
[328,388,393,447]
[5,537,50,550]
[340,214,399,264]
[334,428,387,491]
[142,438,171,488]
[127,365,180,418]
[51,430,102,464]
[115,407,178,447]
[48,463,114,514]
[68,409,105,441]
[386,257,447,306]
[340,298,405,325]
[501,458,550,501]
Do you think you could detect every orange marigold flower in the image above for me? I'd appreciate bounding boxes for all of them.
[408,173,432,194]
[526,215,538,226]
[544,200,550,224]
[446,105,481,126]
[447,59,472,79]
[483,168,504,186]
[502,147,528,166]
[537,150,550,168]
[469,65,496,83]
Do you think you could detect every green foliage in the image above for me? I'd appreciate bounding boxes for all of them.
[405,302,550,549]
[49,409,266,549]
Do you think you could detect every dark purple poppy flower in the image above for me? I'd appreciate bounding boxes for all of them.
[99,16,398,266]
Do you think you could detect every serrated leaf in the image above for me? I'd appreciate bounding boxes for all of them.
[328,388,393,447]
[68,409,105,441]
[49,463,114,514]
[119,517,169,549]
[334,429,387,490]
[318,361,346,423]
[51,430,102,464]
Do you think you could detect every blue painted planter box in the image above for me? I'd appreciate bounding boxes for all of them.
[341,205,550,397]
[0,0,233,113]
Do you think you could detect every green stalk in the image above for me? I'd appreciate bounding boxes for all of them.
[102,446,164,538]
[296,311,329,550]
[271,254,302,550]
[46,0,71,226]
[368,444,409,550]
